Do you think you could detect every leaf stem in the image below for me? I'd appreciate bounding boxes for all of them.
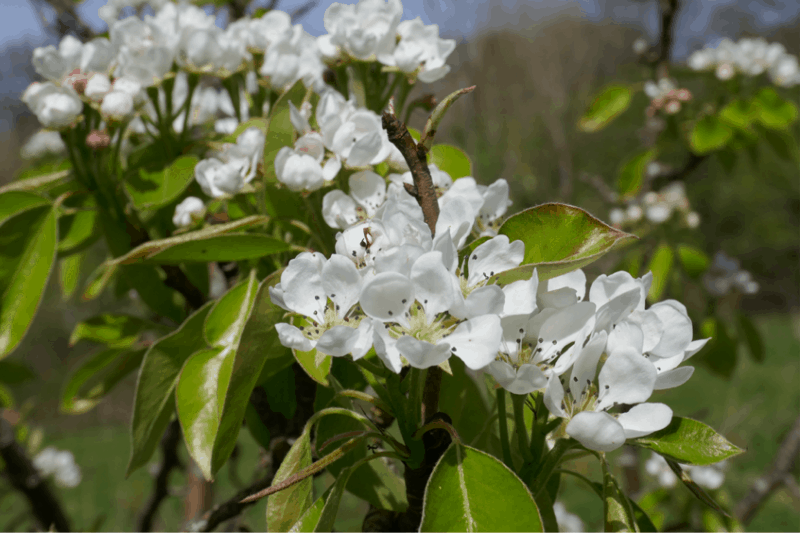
[496,389,515,470]
[512,393,533,463]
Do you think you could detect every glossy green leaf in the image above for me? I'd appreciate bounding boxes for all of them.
[289,486,332,532]
[690,115,733,155]
[125,155,199,210]
[69,314,166,348]
[579,85,632,132]
[0,191,50,223]
[204,270,259,347]
[108,215,269,265]
[294,347,332,386]
[0,360,37,384]
[143,234,291,264]
[602,459,637,532]
[263,81,306,183]
[57,195,99,255]
[420,442,543,532]
[677,245,710,278]
[617,149,655,199]
[59,253,83,300]
[752,87,798,129]
[267,429,314,532]
[496,203,636,284]
[61,347,146,414]
[313,466,353,532]
[630,417,743,466]
[0,205,58,358]
[719,99,756,130]
[127,302,213,476]
[738,312,765,363]
[82,260,118,301]
[211,271,293,476]
[430,144,473,179]
[664,458,731,517]
[646,242,673,302]
[1,168,70,195]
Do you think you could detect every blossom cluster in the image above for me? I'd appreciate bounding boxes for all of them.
[644,78,692,116]
[192,127,265,198]
[610,181,700,229]
[645,452,727,490]
[687,37,800,87]
[32,446,82,488]
[702,251,759,296]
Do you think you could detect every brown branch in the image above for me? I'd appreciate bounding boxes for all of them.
[290,0,319,23]
[381,108,439,236]
[138,419,183,532]
[0,416,71,532]
[735,414,800,525]
[657,0,679,65]
[189,471,274,532]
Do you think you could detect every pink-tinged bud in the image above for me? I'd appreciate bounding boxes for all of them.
[651,97,665,109]
[664,100,681,115]
[645,105,656,118]
[676,88,692,101]
[86,129,111,150]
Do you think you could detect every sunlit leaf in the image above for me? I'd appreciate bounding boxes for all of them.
[629,417,744,465]
[579,85,632,132]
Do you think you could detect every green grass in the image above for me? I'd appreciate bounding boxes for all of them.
[2,314,798,531]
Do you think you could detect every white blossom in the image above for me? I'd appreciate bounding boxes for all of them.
[173,196,206,227]
[21,130,66,159]
[33,447,82,488]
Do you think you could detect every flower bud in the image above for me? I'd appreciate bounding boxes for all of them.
[86,129,111,150]
[173,196,207,227]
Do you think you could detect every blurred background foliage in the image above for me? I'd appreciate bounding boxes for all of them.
[0,0,798,531]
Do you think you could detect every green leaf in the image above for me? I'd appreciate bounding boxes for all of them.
[244,401,272,450]
[263,366,297,419]
[125,156,199,210]
[690,115,733,154]
[313,466,353,532]
[646,242,674,302]
[429,144,473,179]
[677,245,710,278]
[439,358,490,446]
[0,205,58,359]
[107,215,270,265]
[699,317,738,378]
[737,313,765,363]
[204,270,259,347]
[420,442,543,532]
[69,314,166,348]
[496,203,637,284]
[2,167,70,195]
[762,129,798,161]
[82,260,119,301]
[267,429,314,532]
[579,85,632,132]
[210,271,294,476]
[602,459,637,532]
[263,81,306,183]
[289,486,332,532]
[664,458,731,517]
[421,86,475,150]
[629,417,744,465]
[0,191,50,224]
[61,347,146,414]
[294,347,332,386]
[617,149,656,199]
[752,87,798,129]
[0,360,37,384]
[719,99,756,130]
[144,234,291,264]
[57,195,99,255]
[59,252,83,300]
[127,302,213,476]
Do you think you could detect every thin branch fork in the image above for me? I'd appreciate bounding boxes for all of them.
[0,415,71,532]
[187,470,275,532]
[735,414,800,525]
[137,419,183,532]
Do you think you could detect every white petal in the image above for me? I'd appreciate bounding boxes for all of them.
[594,288,640,332]
[547,269,586,301]
[566,411,627,452]
[444,314,502,370]
[350,319,375,359]
[410,251,457,321]
[359,272,414,325]
[397,336,451,369]
[432,231,458,273]
[349,170,386,217]
[275,323,314,352]
[538,287,579,309]
[499,315,531,360]
[439,177,484,216]
[488,361,547,395]
[347,131,383,167]
[589,271,642,308]
[372,319,403,373]
[435,197,473,250]
[374,244,425,277]
[653,367,694,390]
[467,235,524,287]
[281,254,326,320]
[648,301,693,358]
[289,100,311,133]
[322,156,342,181]
[451,285,505,320]
[322,254,362,318]
[596,346,657,410]
[479,179,511,222]
[626,309,664,352]
[536,302,597,363]
[607,321,644,356]
[569,331,607,400]
[683,338,710,362]
[316,325,362,356]
[544,374,567,418]
[617,403,673,438]
[322,189,360,229]
[501,271,539,317]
